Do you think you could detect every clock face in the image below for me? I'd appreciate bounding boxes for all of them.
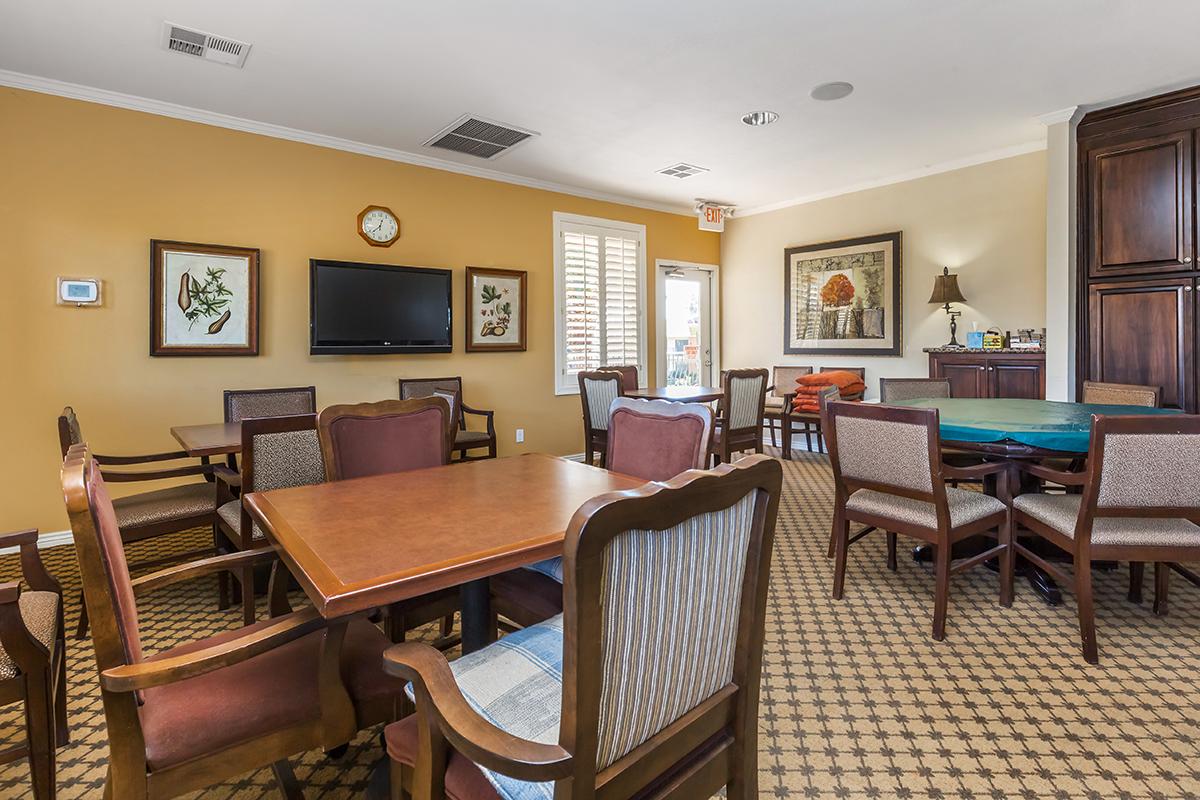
[359,206,399,245]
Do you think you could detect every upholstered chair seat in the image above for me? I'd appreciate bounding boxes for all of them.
[455,429,493,446]
[522,557,563,584]
[764,395,787,410]
[0,592,60,680]
[1013,493,1200,547]
[215,500,265,542]
[111,484,218,529]
[846,487,1005,530]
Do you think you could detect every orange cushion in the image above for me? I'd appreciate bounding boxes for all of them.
[796,370,862,390]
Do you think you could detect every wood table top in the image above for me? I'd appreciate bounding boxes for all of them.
[170,422,241,456]
[243,453,645,619]
[626,385,723,403]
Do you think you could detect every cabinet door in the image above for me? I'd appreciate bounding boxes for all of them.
[1088,131,1193,278]
[930,356,988,398]
[988,360,1044,399]
[1087,278,1194,410]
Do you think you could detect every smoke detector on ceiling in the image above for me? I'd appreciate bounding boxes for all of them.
[423,115,538,160]
[162,22,252,68]
[658,163,709,179]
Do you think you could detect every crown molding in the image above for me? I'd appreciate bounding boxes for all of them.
[1036,106,1081,126]
[0,68,694,217]
[737,138,1047,218]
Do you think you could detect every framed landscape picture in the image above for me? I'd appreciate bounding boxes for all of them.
[151,240,260,356]
[783,231,902,356]
[466,266,526,352]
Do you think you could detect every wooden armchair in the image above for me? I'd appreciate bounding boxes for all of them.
[57,406,217,638]
[0,529,67,799]
[399,377,497,461]
[601,364,639,392]
[61,444,403,799]
[214,413,324,625]
[491,397,715,630]
[711,368,769,465]
[765,365,812,454]
[383,455,782,800]
[1011,415,1200,663]
[826,401,1013,640]
[577,370,625,467]
[317,398,460,645]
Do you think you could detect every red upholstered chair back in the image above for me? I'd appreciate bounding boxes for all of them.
[606,398,713,481]
[317,398,452,481]
[602,365,640,393]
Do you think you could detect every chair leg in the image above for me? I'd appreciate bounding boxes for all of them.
[999,517,1014,608]
[1076,559,1099,664]
[391,758,410,800]
[1128,561,1144,604]
[781,419,792,460]
[831,509,849,600]
[439,614,455,637]
[54,645,68,748]
[886,532,897,572]
[271,759,303,800]
[74,592,88,641]
[1153,561,1170,617]
[241,565,256,626]
[584,443,594,467]
[932,543,951,641]
[769,418,778,447]
[804,424,814,452]
[24,666,56,800]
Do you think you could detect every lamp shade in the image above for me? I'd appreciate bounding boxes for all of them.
[928,267,966,305]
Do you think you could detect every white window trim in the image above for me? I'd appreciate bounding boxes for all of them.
[553,211,648,396]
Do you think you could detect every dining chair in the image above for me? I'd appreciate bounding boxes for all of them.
[1011,414,1200,663]
[577,370,625,467]
[491,398,716,629]
[214,413,324,625]
[60,444,402,799]
[0,529,67,800]
[383,455,783,800]
[317,398,460,644]
[765,365,813,449]
[825,401,1012,640]
[399,377,497,460]
[1081,380,1160,408]
[878,377,952,402]
[223,386,316,423]
[57,406,217,639]
[711,368,769,465]
[601,364,639,392]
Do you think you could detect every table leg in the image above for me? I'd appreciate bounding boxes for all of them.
[459,578,493,654]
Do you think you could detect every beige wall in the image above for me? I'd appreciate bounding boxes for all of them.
[720,151,1047,395]
[0,88,719,534]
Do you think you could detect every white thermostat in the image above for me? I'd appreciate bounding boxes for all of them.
[57,277,102,307]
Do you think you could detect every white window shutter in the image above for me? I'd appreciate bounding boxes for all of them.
[562,231,602,375]
[603,235,640,369]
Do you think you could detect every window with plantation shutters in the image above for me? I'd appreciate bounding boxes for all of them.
[553,213,647,395]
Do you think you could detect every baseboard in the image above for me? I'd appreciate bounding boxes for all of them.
[562,453,586,462]
[762,432,820,453]
[0,529,74,556]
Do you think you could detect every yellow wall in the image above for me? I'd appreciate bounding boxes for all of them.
[720,151,1047,396]
[0,88,719,534]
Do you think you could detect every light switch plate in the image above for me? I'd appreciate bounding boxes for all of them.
[57,277,102,306]
[515,428,525,443]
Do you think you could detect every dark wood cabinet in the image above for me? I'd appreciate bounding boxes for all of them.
[1088,131,1194,278]
[1087,278,1193,409]
[927,351,1045,399]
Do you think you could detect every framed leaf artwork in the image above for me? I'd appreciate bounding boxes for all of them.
[150,240,260,356]
[783,231,902,356]
[466,266,527,352]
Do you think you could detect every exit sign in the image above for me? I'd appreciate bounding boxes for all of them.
[698,203,725,232]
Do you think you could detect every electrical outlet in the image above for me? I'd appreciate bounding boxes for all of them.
[515,428,525,444]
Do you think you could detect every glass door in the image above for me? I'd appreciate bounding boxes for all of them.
[662,267,712,386]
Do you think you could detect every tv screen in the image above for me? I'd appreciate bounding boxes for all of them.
[310,259,453,354]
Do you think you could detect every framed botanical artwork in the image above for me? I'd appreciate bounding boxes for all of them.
[783,231,902,356]
[466,266,527,352]
[150,240,260,356]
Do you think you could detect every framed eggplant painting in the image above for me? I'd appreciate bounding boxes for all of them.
[150,240,260,356]
[466,266,527,352]
[783,231,902,356]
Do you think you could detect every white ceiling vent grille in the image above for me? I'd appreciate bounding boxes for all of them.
[162,22,252,68]
[423,115,538,160]
[658,162,709,179]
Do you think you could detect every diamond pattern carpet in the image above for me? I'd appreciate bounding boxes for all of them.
[0,450,1197,798]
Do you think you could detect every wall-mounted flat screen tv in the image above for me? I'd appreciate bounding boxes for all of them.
[310,259,453,354]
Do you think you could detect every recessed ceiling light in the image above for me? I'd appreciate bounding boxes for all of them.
[741,110,779,127]
[811,81,854,101]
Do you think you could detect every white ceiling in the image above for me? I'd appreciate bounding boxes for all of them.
[4,0,1200,215]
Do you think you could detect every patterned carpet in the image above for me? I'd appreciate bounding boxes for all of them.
[0,450,1198,798]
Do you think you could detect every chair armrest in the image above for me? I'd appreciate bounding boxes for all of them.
[781,392,796,417]
[383,642,574,782]
[131,546,278,597]
[1017,461,1088,487]
[100,463,214,483]
[0,530,62,595]
[0,581,52,673]
[0,529,38,550]
[941,461,1008,480]
[93,450,193,465]
[101,607,324,692]
[461,404,496,435]
[213,465,242,489]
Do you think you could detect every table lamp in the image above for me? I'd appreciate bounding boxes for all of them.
[928,266,967,348]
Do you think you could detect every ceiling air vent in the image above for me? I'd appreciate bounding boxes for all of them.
[162,22,252,68]
[423,115,538,160]
[658,162,709,179]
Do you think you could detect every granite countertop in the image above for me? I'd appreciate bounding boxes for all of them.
[923,347,1045,354]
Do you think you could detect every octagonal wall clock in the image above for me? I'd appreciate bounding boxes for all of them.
[357,205,400,247]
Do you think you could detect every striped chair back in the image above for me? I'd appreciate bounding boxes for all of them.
[561,455,782,788]
[721,368,768,431]
[578,371,624,433]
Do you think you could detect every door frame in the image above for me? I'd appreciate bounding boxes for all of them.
[654,260,721,387]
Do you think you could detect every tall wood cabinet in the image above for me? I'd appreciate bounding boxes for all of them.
[1078,86,1200,411]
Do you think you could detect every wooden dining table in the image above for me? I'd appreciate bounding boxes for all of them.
[171,422,242,457]
[243,453,644,653]
[625,385,723,403]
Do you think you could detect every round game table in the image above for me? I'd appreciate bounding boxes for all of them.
[889,397,1181,604]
